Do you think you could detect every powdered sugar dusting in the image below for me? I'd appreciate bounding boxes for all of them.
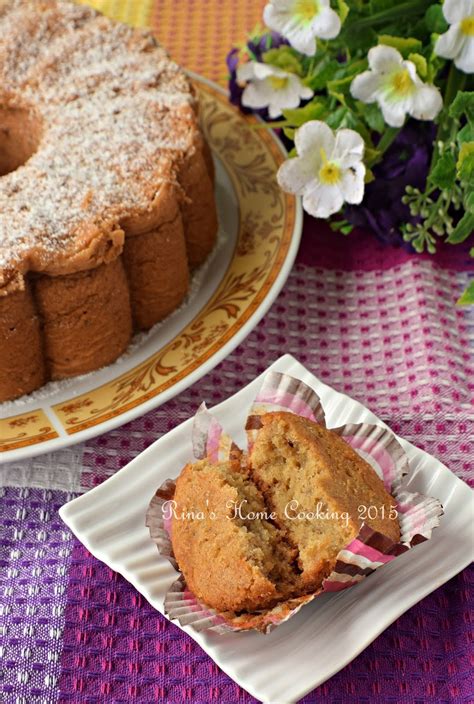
[0,0,197,286]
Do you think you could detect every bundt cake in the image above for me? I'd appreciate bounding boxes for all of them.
[0,0,218,402]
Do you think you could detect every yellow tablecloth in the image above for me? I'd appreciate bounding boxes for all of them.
[82,0,266,85]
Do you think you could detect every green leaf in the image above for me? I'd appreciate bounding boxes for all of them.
[460,156,474,186]
[327,72,361,98]
[458,122,474,145]
[363,103,385,133]
[429,150,457,189]
[262,46,302,76]
[408,52,427,78]
[325,106,364,132]
[328,89,347,106]
[283,126,296,141]
[377,126,400,152]
[365,167,375,183]
[377,35,422,57]
[457,280,474,306]
[330,219,354,235]
[325,106,349,129]
[449,91,474,124]
[372,0,399,11]
[305,58,341,91]
[337,0,350,23]
[282,101,325,126]
[364,146,382,166]
[457,142,474,185]
[323,106,372,143]
[424,5,448,34]
[447,211,474,244]
[465,191,474,214]
[343,26,377,52]
[426,53,444,83]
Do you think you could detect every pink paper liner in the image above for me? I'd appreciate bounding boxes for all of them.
[192,402,241,463]
[146,372,444,634]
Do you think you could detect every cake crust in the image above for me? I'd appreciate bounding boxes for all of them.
[0,283,45,399]
[33,257,132,379]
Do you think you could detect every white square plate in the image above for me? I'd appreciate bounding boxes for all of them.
[60,354,474,704]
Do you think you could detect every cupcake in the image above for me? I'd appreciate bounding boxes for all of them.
[169,412,399,613]
[147,371,442,633]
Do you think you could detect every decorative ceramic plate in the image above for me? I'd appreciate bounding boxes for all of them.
[0,74,302,462]
[59,354,474,704]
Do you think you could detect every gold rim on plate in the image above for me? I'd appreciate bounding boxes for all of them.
[0,76,301,457]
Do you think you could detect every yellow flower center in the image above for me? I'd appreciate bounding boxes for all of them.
[318,149,341,185]
[461,15,474,36]
[269,75,289,90]
[391,69,415,96]
[294,0,319,21]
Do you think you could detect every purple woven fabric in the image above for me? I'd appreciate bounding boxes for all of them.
[0,487,74,702]
[57,543,473,703]
[1,221,473,703]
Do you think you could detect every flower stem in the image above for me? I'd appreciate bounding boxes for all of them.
[444,64,466,113]
[428,65,466,175]
[377,127,400,154]
[366,126,400,167]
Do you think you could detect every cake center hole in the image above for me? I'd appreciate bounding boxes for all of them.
[0,103,43,176]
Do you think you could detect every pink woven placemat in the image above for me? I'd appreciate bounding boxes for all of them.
[2,222,473,704]
[61,222,473,703]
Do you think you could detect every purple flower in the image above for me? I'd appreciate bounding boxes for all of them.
[226,32,288,112]
[226,48,248,110]
[345,121,436,248]
[247,32,288,61]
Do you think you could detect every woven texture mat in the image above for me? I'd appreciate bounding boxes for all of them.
[1,2,473,703]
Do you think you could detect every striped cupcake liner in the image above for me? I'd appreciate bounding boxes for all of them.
[146,371,443,634]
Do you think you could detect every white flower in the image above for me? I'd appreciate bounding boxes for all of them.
[277,120,366,218]
[237,61,313,118]
[350,45,443,128]
[435,0,474,74]
[263,0,341,56]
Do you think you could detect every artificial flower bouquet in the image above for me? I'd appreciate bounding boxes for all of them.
[227,0,474,303]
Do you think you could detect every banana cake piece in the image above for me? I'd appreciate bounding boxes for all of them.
[170,413,400,613]
[249,412,400,592]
